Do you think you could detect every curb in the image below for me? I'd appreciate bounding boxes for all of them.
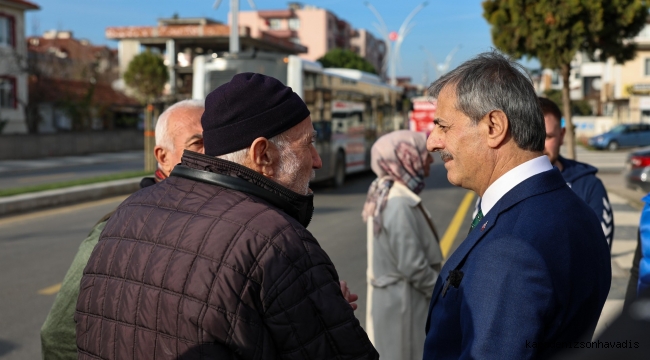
[0,178,142,217]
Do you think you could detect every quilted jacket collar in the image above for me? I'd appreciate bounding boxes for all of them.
[173,150,315,228]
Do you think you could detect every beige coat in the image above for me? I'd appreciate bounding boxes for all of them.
[365,182,443,360]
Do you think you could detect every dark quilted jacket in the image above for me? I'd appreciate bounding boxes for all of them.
[75,151,378,360]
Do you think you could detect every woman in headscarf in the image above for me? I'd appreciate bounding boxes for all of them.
[362,130,442,360]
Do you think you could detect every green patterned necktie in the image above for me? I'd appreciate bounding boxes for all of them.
[469,209,484,234]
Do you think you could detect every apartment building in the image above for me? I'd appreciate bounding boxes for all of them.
[0,0,39,134]
[106,16,306,98]
[535,21,650,125]
[238,3,386,76]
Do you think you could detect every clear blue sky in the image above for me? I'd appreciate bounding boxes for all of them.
[27,0,537,85]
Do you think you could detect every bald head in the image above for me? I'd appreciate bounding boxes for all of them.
[154,99,205,176]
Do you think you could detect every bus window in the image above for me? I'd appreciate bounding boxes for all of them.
[314,121,332,142]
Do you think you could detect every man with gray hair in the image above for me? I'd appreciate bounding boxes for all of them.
[40,99,204,360]
[423,52,611,359]
[75,73,376,359]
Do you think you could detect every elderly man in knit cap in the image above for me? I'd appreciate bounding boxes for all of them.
[75,73,378,360]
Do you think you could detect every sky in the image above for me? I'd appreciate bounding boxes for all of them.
[26,0,536,85]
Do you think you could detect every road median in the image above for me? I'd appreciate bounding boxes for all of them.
[0,177,142,217]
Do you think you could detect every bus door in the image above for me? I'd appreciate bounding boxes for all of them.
[313,89,333,181]
[332,101,366,173]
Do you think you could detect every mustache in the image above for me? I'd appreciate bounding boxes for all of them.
[439,151,454,162]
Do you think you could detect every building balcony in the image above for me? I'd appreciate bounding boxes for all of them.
[262,29,297,39]
[258,10,295,19]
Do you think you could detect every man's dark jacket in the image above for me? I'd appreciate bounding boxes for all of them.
[423,169,611,360]
[559,156,614,248]
[75,151,377,360]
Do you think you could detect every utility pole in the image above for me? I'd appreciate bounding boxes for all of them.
[213,0,257,55]
[230,0,239,54]
[365,2,427,86]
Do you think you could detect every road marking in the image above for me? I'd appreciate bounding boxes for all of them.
[38,283,62,295]
[440,191,475,258]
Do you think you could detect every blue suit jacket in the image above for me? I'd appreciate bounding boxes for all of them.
[423,169,611,360]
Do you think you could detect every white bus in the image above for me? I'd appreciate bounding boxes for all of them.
[193,51,405,186]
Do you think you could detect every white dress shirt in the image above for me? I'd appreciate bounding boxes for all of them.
[480,155,553,216]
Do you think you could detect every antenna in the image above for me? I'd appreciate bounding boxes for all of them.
[31,15,40,36]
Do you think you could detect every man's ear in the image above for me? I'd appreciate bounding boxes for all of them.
[485,110,509,149]
[154,145,168,172]
[560,126,566,146]
[246,137,277,177]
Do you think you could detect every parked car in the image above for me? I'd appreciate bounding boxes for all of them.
[589,124,650,151]
[625,147,650,192]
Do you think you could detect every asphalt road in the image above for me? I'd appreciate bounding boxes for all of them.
[0,156,472,360]
[0,158,144,191]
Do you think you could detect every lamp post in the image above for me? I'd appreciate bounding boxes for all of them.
[365,2,428,86]
[421,44,461,81]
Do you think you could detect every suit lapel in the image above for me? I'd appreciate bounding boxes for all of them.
[428,169,566,308]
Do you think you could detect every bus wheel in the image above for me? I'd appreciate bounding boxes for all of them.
[333,152,346,188]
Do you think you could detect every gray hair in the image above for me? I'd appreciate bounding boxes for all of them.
[155,99,205,150]
[428,51,545,152]
[218,132,300,176]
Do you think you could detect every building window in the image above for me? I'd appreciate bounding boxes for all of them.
[0,76,16,109]
[290,37,301,45]
[551,71,560,85]
[645,58,650,76]
[288,18,300,30]
[0,14,15,47]
[269,19,282,30]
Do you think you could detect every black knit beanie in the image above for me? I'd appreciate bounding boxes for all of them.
[201,72,310,156]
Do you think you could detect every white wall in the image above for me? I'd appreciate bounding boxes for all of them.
[0,4,29,133]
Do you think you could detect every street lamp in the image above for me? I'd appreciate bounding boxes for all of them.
[365,2,428,86]
[421,44,461,81]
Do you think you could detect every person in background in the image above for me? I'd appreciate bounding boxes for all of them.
[423,51,610,359]
[362,130,441,360]
[625,194,650,306]
[539,96,614,248]
[40,99,204,360]
[75,73,376,359]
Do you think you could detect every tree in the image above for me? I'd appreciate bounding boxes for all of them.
[317,49,377,74]
[123,50,168,104]
[123,51,168,172]
[483,0,649,160]
[543,89,592,116]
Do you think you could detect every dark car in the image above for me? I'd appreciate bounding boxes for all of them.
[625,147,650,192]
[589,124,650,151]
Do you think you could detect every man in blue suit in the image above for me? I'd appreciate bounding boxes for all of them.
[423,52,611,359]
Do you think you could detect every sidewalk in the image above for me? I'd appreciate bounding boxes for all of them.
[558,147,646,337]
[593,192,639,338]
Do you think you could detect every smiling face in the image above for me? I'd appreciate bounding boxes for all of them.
[426,85,487,191]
